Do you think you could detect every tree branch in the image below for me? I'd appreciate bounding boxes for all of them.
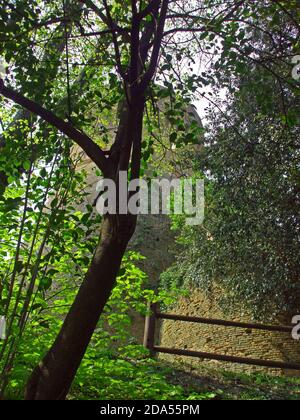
[138,0,160,20]
[102,0,128,80]
[129,15,141,89]
[131,0,138,16]
[82,0,129,39]
[140,0,169,91]
[164,0,245,38]
[81,0,110,25]
[0,79,109,175]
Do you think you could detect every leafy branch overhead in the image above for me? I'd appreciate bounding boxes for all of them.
[1,0,298,182]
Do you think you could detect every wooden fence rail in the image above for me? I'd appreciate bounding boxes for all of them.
[143,303,300,371]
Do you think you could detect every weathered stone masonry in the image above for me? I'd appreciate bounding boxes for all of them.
[159,288,300,376]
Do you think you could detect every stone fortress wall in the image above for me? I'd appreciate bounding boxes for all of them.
[158,288,300,376]
[73,103,300,376]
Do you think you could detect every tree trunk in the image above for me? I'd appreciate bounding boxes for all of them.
[24,90,145,400]
[0,172,7,197]
[25,214,136,400]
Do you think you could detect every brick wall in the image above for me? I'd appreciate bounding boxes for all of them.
[159,288,300,376]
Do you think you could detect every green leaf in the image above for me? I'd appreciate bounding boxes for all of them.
[23,160,31,171]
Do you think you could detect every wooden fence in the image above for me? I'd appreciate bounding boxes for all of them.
[143,303,300,371]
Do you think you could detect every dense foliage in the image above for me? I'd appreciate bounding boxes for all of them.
[162,23,300,319]
[3,251,189,400]
[0,0,299,399]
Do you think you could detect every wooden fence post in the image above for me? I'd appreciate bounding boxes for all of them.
[143,302,158,355]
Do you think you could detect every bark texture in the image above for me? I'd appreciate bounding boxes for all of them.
[25,214,136,400]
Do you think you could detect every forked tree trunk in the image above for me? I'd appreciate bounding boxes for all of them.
[25,95,145,400]
[25,214,137,400]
